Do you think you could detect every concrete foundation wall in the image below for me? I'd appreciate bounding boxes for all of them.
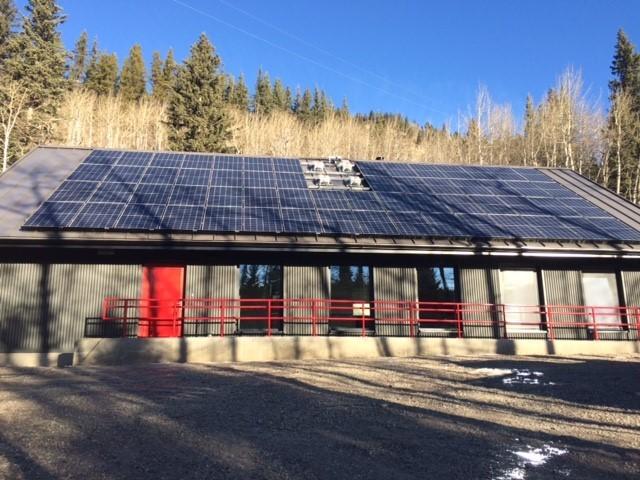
[73,336,640,366]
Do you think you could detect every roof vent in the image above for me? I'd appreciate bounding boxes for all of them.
[328,155,342,163]
[315,174,332,186]
[310,161,325,172]
[345,176,362,187]
[336,159,354,172]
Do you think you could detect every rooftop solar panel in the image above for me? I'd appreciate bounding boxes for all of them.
[21,150,640,243]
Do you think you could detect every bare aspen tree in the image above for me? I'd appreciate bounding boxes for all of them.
[0,80,29,172]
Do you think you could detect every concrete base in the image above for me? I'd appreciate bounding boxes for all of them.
[0,352,74,367]
[74,336,640,366]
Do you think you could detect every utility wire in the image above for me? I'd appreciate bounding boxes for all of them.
[217,0,445,111]
[170,0,448,117]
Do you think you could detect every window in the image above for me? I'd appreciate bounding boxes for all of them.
[500,270,541,330]
[582,272,620,328]
[329,266,372,325]
[239,265,282,331]
[417,267,457,327]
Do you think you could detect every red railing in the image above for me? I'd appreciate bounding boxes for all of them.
[96,297,640,340]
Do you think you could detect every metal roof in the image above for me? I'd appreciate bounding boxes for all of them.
[3,146,640,258]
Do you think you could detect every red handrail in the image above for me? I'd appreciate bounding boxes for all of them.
[98,297,640,341]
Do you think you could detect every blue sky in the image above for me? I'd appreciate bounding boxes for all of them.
[16,0,640,127]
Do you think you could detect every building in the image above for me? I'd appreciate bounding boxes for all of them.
[1,146,639,366]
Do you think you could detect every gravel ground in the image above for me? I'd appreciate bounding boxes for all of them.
[0,355,639,480]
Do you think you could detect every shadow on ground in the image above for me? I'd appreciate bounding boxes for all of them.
[0,356,638,479]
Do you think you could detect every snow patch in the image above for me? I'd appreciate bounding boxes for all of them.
[474,367,556,386]
[495,444,568,480]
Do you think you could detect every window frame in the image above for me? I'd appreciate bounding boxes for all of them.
[416,266,460,329]
[500,268,544,332]
[581,270,625,330]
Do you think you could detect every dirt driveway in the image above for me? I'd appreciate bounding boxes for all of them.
[0,355,639,479]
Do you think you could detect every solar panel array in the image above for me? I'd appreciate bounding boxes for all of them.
[22,150,640,243]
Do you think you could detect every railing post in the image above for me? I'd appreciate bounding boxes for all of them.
[268,299,272,337]
[312,300,317,336]
[123,299,128,337]
[361,304,366,337]
[456,303,462,339]
[547,306,555,341]
[409,302,415,338]
[592,306,599,340]
[220,299,226,337]
[501,304,508,339]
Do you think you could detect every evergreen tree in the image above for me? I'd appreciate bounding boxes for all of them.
[85,52,118,96]
[295,88,313,122]
[4,0,67,110]
[0,0,17,54]
[253,69,273,114]
[119,44,146,102]
[232,73,249,110]
[284,86,293,112]
[151,48,177,103]
[272,79,288,110]
[150,50,176,102]
[610,29,640,102]
[167,33,232,152]
[150,51,163,98]
[312,88,329,121]
[3,0,67,141]
[68,30,88,85]
[337,97,350,118]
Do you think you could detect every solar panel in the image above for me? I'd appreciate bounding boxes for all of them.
[68,164,111,182]
[71,202,126,229]
[203,206,242,232]
[89,182,136,203]
[48,181,99,202]
[116,203,166,230]
[162,205,204,231]
[175,168,210,186]
[116,151,153,167]
[181,154,215,169]
[109,165,147,183]
[23,201,84,228]
[21,150,640,243]
[168,185,207,206]
[83,150,122,165]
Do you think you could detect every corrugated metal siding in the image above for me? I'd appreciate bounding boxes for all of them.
[459,268,502,338]
[542,270,587,339]
[373,267,417,336]
[184,265,239,335]
[620,271,640,340]
[283,266,330,335]
[0,263,141,353]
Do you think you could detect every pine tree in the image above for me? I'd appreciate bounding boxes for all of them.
[151,48,178,103]
[3,0,67,142]
[68,30,88,85]
[284,86,293,112]
[167,33,232,152]
[610,29,640,102]
[0,0,17,53]
[337,97,350,118]
[4,0,67,109]
[312,88,329,121]
[253,69,273,114]
[272,79,288,110]
[119,44,146,102]
[294,88,313,122]
[85,52,118,96]
[232,73,249,110]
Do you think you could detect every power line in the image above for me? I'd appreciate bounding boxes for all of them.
[169,0,448,117]
[217,0,445,111]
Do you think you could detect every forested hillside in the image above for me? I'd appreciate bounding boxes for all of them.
[2,1,640,201]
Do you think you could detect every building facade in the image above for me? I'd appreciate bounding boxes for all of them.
[1,147,640,361]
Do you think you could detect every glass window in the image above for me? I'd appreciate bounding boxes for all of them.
[582,272,620,327]
[500,270,541,330]
[329,266,372,323]
[417,267,457,327]
[239,265,282,330]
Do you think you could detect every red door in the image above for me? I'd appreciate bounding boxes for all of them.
[139,266,185,337]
